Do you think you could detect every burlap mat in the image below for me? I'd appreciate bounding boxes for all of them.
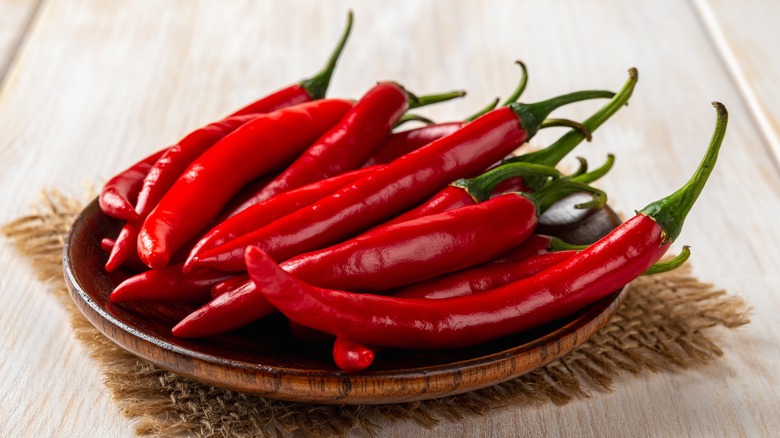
[2,190,751,437]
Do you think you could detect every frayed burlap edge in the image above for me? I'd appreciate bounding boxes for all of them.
[2,189,751,437]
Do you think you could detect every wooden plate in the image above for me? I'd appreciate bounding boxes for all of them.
[63,195,626,405]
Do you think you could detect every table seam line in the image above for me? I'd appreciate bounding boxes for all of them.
[687,0,780,175]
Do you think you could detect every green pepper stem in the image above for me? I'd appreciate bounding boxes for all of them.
[572,154,615,184]
[643,246,691,275]
[529,180,607,213]
[407,89,467,109]
[464,98,500,122]
[500,60,529,106]
[540,118,593,141]
[395,113,435,128]
[570,157,588,178]
[451,162,561,203]
[509,89,615,139]
[299,11,354,99]
[548,236,588,251]
[640,103,728,242]
[517,68,638,168]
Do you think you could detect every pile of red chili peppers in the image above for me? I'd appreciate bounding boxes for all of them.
[98,12,728,372]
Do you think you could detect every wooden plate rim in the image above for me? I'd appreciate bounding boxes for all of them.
[63,198,628,404]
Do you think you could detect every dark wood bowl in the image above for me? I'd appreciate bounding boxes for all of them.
[63,195,625,405]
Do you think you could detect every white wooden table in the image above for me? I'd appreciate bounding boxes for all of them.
[1,1,779,436]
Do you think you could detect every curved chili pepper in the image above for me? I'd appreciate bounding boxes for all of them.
[227,11,353,116]
[104,114,259,272]
[394,250,575,300]
[188,165,381,260]
[361,122,463,167]
[173,172,602,338]
[279,192,548,291]
[210,275,249,298]
[110,264,235,304]
[246,102,727,351]
[335,249,575,372]
[186,89,615,272]
[493,234,584,263]
[110,15,353,270]
[138,99,354,269]
[170,278,276,338]
[100,238,148,272]
[359,63,522,169]
[228,83,465,209]
[99,149,165,221]
[370,71,634,231]
[362,97,502,168]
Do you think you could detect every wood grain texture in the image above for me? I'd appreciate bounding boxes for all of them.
[0,0,778,436]
[0,0,41,82]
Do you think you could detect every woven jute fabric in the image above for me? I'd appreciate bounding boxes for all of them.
[2,190,751,437]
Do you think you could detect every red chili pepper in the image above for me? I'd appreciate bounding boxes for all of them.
[104,114,259,272]
[99,149,165,221]
[188,165,381,260]
[106,14,353,270]
[239,83,465,207]
[492,234,571,262]
[333,337,377,372]
[246,102,727,351]
[110,264,236,304]
[333,249,574,372]
[333,233,583,372]
[170,279,276,338]
[227,11,353,116]
[394,250,575,300]
[372,69,636,231]
[210,275,249,298]
[138,99,354,269]
[186,89,614,272]
[362,122,464,167]
[173,173,599,338]
[359,63,521,168]
[280,192,551,291]
[100,238,148,272]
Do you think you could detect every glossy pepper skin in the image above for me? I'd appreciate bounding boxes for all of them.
[188,165,381,260]
[186,89,614,272]
[333,249,573,372]
[333,337,376,372]
[105,115,258,272]
[171,279,276,338]
[138,99,354,269]
[371,70,638,235]
[172,193,541,338]
[100,238,148,273]
[104,12,354,270]
[99,149,165,221]
[393,250,575,299]
[282,193,538,291]
[110,264,235,304]
[362,122,463,167]
[374,186,476,230]
[243,82,410,206]
[246,102,728,351]
[245,218,666,349]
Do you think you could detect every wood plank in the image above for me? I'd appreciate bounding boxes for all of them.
[1,0,778,436]
[0,0,41,82]
[693,0,780,167]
